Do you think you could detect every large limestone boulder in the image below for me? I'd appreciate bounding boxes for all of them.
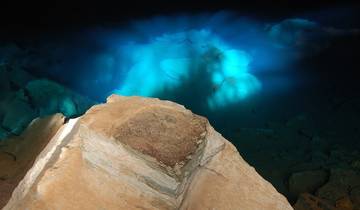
[3,95,292,210]
[0,114,65,208]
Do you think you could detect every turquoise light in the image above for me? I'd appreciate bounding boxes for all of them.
[112,29,261,110]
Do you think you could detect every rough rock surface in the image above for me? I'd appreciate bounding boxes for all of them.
[289,170,328,198]
[0,114,65,208]
[3,95,292,210]
[316,169,360,208]
[293,193,337,210]
[292,168,360,209]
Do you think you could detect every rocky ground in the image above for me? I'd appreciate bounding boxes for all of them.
[229,98,360,209]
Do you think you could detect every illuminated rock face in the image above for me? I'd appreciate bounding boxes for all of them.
[4,95,292,210]
[0,60,95,140]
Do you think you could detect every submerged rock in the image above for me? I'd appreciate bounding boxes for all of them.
[25,79,94,117]
[1,97,37,135]
[294,193,336,210]
[1,54,96,141]
[0,75,96,141]
[293,168,360,209]
[0,127,11,140]
[3,95,292,210]
[289,170,328,198]
[317,169,360,205]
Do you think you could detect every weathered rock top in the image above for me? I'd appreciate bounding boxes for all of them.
[81,95,208,168]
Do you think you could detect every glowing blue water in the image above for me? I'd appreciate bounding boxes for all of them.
[37,14,337,114]
[111,29,261,110]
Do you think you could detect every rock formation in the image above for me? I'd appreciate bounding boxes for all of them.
[289,170,328,198]
[0,114,65,208]
[2,95,292,210]
[0,60,95,140]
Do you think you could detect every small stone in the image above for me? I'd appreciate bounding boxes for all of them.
[294,193,336,210]
[289,170,328,198]
[335,196,353,210]
[317,169,360,203]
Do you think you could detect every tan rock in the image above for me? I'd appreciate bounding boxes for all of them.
[335,196,354,210]
[3,95,292,210]
[0,114,65,208]
[294,193,337,210]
